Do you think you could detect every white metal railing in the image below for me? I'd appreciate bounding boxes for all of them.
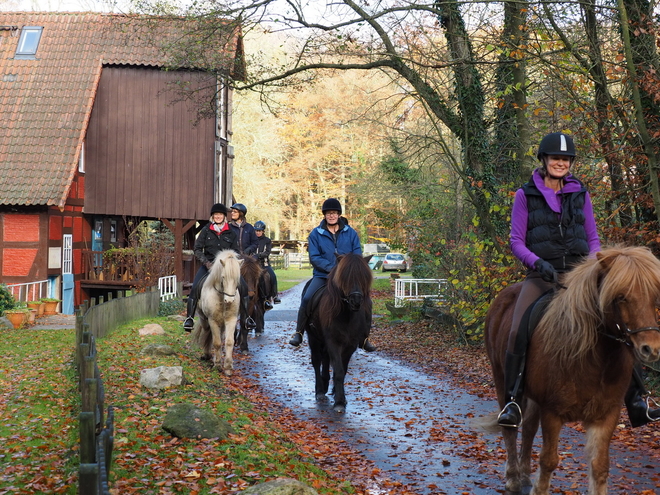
[394,278,448,308]
[158,275,177,301]
[6,279,51,302]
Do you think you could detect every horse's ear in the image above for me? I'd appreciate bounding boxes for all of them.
[596,251,616,272]
[364,254,373,263]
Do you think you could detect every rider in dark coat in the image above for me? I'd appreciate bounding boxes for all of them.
[254,220,280,306]
[288,198,376,352]
[229,203,259,255]
[183,203,256,333]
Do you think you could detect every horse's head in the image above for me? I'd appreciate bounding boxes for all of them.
[329,253,373,312]
[596,247,660,363]
[343,289,364,311]
[211,250,241,304]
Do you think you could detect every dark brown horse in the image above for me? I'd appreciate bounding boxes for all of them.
[482,246,660,495]
[307,253,373,413]
[236,255,264,352]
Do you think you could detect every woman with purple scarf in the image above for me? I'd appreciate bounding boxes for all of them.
[497,132,659,428]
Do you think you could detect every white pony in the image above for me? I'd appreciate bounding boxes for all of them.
[191,250,242,375]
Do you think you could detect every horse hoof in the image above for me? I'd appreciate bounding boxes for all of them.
[224,369,233,376]
[315,393,328,402]
[333,404,346,413]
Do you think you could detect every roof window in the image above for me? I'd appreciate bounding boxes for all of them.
[15,26,43,59]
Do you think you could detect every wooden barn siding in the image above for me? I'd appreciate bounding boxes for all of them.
[84,67,217,220]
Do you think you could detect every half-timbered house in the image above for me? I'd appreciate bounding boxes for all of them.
[0,12,245,313]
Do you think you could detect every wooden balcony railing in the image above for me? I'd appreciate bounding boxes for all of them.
[81,250,135,284]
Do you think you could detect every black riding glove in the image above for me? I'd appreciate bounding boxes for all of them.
[204,261,213,270]
[534,259,557,283]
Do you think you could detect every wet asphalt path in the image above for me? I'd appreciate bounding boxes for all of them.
[235,282,660,494]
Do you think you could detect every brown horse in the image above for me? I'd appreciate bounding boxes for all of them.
[483,246,660,495]
[235,255,264,352]
[307,253,373,413]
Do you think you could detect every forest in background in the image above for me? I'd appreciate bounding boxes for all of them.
[130,0,660,339]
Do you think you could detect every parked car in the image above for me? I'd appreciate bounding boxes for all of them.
[381,253,409,272]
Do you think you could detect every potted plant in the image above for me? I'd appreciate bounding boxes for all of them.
[26,300,45,316]
[4,308,29,329]
[40,298,61,315]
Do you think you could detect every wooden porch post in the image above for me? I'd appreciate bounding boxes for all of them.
[161,219,197,284]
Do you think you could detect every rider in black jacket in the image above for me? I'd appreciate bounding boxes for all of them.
[183,203,256,332]
[254,220,280,306]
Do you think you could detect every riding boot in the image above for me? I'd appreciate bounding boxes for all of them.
[241,296,257,330]
[625,366,660,427]
[264,299,273,311]
[274,296,281,304]
[497,351,526,428]
[289,313,306,347]
[183,297,197,332]
[361,338,377,352]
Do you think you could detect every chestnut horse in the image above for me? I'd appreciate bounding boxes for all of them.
[483,246,660,495]
[235,255,264,352]
[191,250,242,375]
[307,253,373,413]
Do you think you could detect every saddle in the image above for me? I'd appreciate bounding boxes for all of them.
[190,272,210,301]
[302,280,326,321]
[519,288,554,344]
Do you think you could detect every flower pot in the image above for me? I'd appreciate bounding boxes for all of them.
[42,300,59,315]
[5,311,26,329]
[27,302,44,316]
[27,309,37,325]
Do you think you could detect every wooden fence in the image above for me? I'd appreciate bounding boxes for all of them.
[80,287,160,339]
[75,287,161,494]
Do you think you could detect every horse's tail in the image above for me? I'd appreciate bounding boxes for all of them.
[470,412,501,434]
[190,320,212,352]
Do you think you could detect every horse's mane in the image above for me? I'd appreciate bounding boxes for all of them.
[322,254,373,324]
[240,255,262,285]
[209,249,241,291]
[539,246,660,366]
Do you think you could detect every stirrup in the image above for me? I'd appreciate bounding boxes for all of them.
[642,396,660,422]
[497,401,523,428]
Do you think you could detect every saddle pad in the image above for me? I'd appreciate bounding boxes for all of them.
[521,289,554,341]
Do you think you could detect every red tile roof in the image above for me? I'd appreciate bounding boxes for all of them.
[0,12,244,208]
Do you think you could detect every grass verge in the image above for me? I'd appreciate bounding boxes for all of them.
[0,318,360,494]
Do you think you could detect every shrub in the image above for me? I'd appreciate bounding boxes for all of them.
[0,285,17,316]
[158,298,186,317]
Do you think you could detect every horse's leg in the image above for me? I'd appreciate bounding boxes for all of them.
[501,426,521,494]
[584,412,619,495]
[223,313,237,376]
[520,399,540,492]
[207,317,223,372]
[531,413,562,495]
[308,334,328,401]
[329,344,355,413]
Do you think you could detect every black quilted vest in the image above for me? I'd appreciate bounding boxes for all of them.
[522,178,589,271]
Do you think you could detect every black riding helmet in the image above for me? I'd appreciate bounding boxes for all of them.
[254,220,266,231]
[230,203,247,215]
[322,198,342,214]
[537,132,576,160]
[210,203,227,215]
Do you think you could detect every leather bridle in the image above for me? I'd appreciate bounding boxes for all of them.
[607,301,660,345]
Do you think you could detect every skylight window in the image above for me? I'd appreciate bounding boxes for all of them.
[15,26,43,59]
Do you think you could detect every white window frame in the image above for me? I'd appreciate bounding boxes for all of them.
[15,26,43,59]
[62,234,73,275]
[78,141,85,173]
